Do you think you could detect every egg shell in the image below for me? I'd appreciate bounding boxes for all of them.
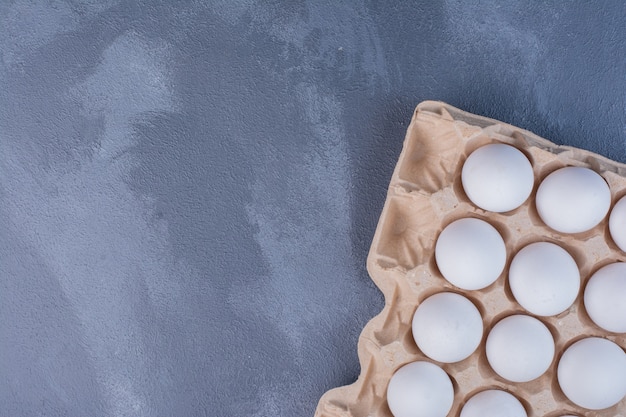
[509,242,580,316]
[460,389,527,417]
[435,218,506,290]
[486,315,555,382]
[584,263,626,333]
[386,361,454,417]
[461,143,534,212]
[609,195,626,252]
[536,166,611,234]
[412,292,483,363]
[557,337,626,410]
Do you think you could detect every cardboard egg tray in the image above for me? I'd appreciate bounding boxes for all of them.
[315,101,626,417]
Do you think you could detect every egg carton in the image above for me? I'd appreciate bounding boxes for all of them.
[314,101,626,417]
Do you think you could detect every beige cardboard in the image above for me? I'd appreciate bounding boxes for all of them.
[315,101,626,417]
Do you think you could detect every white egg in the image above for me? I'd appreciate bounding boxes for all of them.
[386,361,454,417]
[557,337,626,410]
[412,292,483,363]
[584,262,626,333]
[609,195,626,251]
[435,218,506,290]
[460,389,527,417]
[536,166,610,233]
[461,143,534,212]
[509,242,580,316]
[486,315,554,382]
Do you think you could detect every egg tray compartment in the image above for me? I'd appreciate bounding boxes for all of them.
[315,101,626,417]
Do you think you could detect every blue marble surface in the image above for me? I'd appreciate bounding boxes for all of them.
[0,1,624,416]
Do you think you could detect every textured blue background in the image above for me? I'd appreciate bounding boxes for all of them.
[1,1,625,416]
